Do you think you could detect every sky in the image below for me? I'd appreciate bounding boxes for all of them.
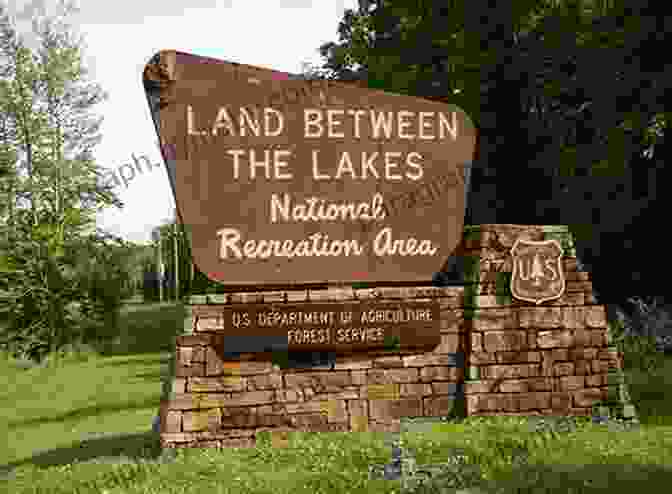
[5,0,358,245]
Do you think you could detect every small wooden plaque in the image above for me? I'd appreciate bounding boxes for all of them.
[198,301,441,353]
[366,383,400,401]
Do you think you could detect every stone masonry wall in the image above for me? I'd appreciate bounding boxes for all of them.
[160,286,467,449]
[457,224,634,419]
[159,224,635,450]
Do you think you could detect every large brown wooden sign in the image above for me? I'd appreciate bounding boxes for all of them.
[195,301,440,353]
[142,50,476,285]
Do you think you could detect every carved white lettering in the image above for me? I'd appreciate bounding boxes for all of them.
[270,193,386,223]
[373,227,438,256]
[311,151,424,181]
[226,149,293,180]
[216,229,364,259]
[303,109,458,140]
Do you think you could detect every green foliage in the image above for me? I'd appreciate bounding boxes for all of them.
[310,0,668,233]
[0,221,81,362]
[74,234,137,346]
[0,225,137,362]
[0,2,124,364]
[609,317,665,374]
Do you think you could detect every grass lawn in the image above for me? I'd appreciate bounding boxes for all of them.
[1,302,671,493]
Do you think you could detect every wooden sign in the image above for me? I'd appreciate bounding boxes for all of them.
[199,301,440,353]
[142,50,476,286]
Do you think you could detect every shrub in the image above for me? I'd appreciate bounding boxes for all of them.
[609,316,666,373]
[1,227,136,364]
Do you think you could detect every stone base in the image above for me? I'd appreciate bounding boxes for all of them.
[159,225,636,450]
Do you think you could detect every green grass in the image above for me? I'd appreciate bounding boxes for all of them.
[1,302,671,493]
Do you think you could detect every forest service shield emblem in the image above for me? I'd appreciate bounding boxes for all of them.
[510,238,566,305]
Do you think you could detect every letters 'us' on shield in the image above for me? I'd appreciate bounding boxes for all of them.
[141,50,476,286]
[510,239,566,305]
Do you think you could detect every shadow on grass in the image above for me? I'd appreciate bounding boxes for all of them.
[95,354,170,368]
[475,461,672,493]
[131,370,165,381]
[6,396,161,428]
[0,431,166,477]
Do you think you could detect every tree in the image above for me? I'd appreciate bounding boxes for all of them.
[311,0,671,306]
[74,233,137,347]
[0,1,123,362]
